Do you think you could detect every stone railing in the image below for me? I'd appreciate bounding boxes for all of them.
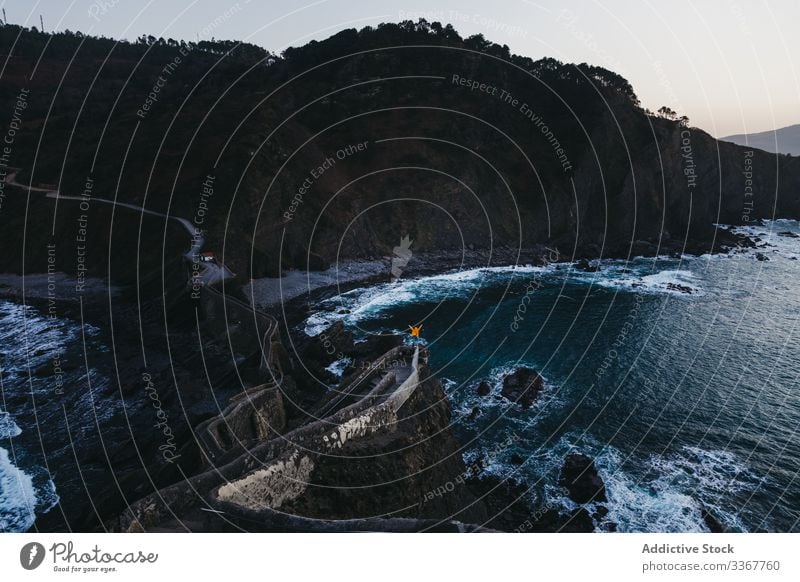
[213,346,420,512]
[193,284,286,463]
[195,383,286,463]
[386,345,419,412]
[113,346,429,532]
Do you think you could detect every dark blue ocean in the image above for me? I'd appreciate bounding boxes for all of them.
[2,220,798,532]
[0,295,116,532]
[306,220,800,532]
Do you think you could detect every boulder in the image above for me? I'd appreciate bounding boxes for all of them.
[559,452,607,504]
[476,381,491,397]
[306,320,354,361]
[562,507,595,532]
[500,367,544,408]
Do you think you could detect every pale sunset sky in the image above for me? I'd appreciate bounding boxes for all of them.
[3,0,798,137]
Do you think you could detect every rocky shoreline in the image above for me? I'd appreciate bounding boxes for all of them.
[246,225,756,311]
[1,224,760,532]
[253,225,762,532]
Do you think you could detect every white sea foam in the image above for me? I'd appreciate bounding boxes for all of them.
[0,299,104,384]
[569,263,703,296]
[466,430,760,532]
[324,357,352,378]
[303,256,708,336]
[726,219,800,261]
[303,263,561,336]
[573,441,756,532]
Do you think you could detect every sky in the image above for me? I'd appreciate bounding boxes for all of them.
[2,0,798,137]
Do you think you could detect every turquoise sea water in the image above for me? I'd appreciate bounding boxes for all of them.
[3,220,798,532]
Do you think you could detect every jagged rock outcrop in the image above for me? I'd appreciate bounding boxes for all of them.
[701,506,728,533]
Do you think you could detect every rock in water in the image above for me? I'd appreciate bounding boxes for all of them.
[476,381,491,396]
[666,282,694,294]
[701,506,726,533]
[559,453,608,504]
[563,507,596,532]
[500,368,544,408]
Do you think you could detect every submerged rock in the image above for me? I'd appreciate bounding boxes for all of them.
[701,506,727,533]
[559,452,607,504]
[476,381,491,397]
[666,282,694,294]
[565,507,596,532]
[500,367,545,408]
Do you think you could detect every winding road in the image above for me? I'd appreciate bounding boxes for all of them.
[4,170,234,285]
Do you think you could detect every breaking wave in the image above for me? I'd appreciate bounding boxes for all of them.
[0,447,59,532]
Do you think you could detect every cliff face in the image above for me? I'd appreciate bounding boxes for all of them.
[2,22,798,281]
[253,41,800,268]
[274,362,486,524]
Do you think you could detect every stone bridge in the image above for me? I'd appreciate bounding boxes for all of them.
[193,284,288,464]
[111,343,490,532]
[113,274,487,532]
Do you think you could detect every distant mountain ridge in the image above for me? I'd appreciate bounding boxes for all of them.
[721,124,800,156]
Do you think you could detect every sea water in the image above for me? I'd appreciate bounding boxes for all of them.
[305,220,800,532]
[0,298,116,532]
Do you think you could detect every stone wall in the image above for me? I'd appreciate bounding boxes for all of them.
[110,346,450,531]
[193,284,287,463]
[214,347,420,511]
